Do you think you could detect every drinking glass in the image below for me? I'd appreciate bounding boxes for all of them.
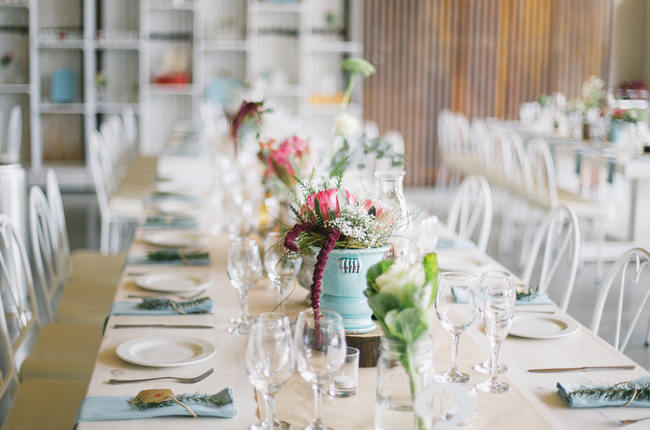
[475,275,516,394]
[227,238,263,335]
[416,215,439,254]
[474,271,512,375]
[264,232,302,310]
[294,309,346,430]
[435,272,478,383]
[245,312,295,430]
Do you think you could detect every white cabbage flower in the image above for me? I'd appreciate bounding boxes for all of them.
[335,113,360,137]
[375,262,426,296]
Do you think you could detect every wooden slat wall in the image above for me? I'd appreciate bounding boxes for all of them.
[363,0,613,185]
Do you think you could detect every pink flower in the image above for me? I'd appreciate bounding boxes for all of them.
[266,144,296,184]
[288,136,308,157]
[362,199,388,219]
[304,189,355,221]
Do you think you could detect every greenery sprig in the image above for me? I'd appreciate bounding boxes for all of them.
[562,381,650,404]
[137,297,210,313]
[129,390,233,411]
[147,249,209,262]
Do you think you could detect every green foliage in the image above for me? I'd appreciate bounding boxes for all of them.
[147,250,209,262]
[341,58,376,77]
[137,297,210,312]
[564,381,650,404]
[367,292,400,320]
[129,389,233,411]
[328,134,406,177]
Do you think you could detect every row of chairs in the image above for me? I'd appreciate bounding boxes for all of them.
[0,170,126,429]
[448,174,650,355]
[438,110,609,272]
[0,106,22,164]
[88,107,142,254]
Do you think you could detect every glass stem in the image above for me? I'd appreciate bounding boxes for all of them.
[240,290,250,323]
[277,280,287,312]
[263,393,275,429]
[489,338,501,382]
[312,383,323,427]
[449,333,460,371]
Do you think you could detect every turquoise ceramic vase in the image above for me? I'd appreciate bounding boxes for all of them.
[319,246,390,334]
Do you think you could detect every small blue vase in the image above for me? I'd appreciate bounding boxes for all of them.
[50,69,76,103]
[319,246,390,334]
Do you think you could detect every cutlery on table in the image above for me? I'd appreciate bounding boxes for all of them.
[112,324,215,329]
[108,368,214,384]
[599,411,650,427]
[527,365,635,373]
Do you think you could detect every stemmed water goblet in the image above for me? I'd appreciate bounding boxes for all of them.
[264,232,302,311]
[475,274,516,394]
[474,271,513,375]
[294,309,346,430]
[435,272,478,383]
[227,238,263,335]
[245,312,295,430]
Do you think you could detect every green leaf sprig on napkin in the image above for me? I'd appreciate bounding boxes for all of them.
[137,297,211,314]
[147,249,209,262]
[557,377,650,408]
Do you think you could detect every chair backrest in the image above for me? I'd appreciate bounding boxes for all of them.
[364,120,379,140]
[447,175,493,252]
[122,105,138,153]
[5,106,21,163]
[469,118,493,166]
[521,206,581,311]
[87,131,112,219]
[0,215,40,370]
[527,138,558,207]
[46,170,71,278]
[29,186,62,322]
[590,248,650,351]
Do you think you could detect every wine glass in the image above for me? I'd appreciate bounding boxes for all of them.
[294,309,346,430]
[474,271,512,374]
[263,232,302,311]
[416,215,439,254]
[435,272,478,383]
[475,275,516,394]
[245,312,295,430]
[227,238,263,335]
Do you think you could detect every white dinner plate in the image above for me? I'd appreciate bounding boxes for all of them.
[135,273,210,293]
[509,314,579,339]
[436,252,492,273]
[116,336,216,367]
[141,230,202,248]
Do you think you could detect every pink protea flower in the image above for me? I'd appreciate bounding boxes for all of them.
[362,198,388,218]
[304,189,355,221]
[287,136,308,156]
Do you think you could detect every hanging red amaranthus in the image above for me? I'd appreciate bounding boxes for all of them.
[231,100,266,154]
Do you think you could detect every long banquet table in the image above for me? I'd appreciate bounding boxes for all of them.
[77,147,650,429]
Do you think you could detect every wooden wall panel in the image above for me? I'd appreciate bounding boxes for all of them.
[363,0,613,185]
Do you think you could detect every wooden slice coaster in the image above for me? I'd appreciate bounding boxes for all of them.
[345,327,382,368]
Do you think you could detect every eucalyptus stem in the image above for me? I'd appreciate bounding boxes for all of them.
[341,75,358,108]
[404,346,432,430]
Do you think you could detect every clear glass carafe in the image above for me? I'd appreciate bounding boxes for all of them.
[375,336,435,430]
[375,170,409,233]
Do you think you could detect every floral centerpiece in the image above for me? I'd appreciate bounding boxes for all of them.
[283,167,395,332]
[366,254,438,430]
[258,136,310,188]
[230,100,269,155]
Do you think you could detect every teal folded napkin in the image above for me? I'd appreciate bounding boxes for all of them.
[515,294,555,306]
[435,238,476,251]
[141,216,199,230]
[557,377,650,408]
[110,298,214,316]
[146,192,200,203]
[77,388,236,422]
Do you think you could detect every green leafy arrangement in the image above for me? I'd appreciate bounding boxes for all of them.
[365,253,438,430]
[558,380,650,407]
[329,133,406,175]
[137,297,210,314]
[129,389,233,411]
[147,249,209,262]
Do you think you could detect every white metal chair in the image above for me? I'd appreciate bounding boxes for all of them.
[521,206,581,311]
[0,275,87,430]
[46,169,71,278]
[88,131,138,254]
[1,105,21,163]
[0,215,102,382]
[122,104,138,157]
[447,175,493,253]
[590,248,650,352]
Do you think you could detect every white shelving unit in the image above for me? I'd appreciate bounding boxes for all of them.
[1,0,363,187]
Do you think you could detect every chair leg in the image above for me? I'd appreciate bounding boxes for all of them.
[100,220,109,254]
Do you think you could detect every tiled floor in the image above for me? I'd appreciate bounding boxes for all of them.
[62,188,650,369]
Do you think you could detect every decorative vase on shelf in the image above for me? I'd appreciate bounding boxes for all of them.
[318,245,390,334]
[375,335,435,430]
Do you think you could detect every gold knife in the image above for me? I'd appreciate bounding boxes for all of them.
[528,365,636,373]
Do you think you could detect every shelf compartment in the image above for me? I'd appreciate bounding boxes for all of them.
[39,103,85,114]
[199,39,249,51]
[307,40,362,53]
[95,102,139,114]
[145,83,197,95]
[40,113,84,162]
[0,83,30,93]
[249,2,302,13]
